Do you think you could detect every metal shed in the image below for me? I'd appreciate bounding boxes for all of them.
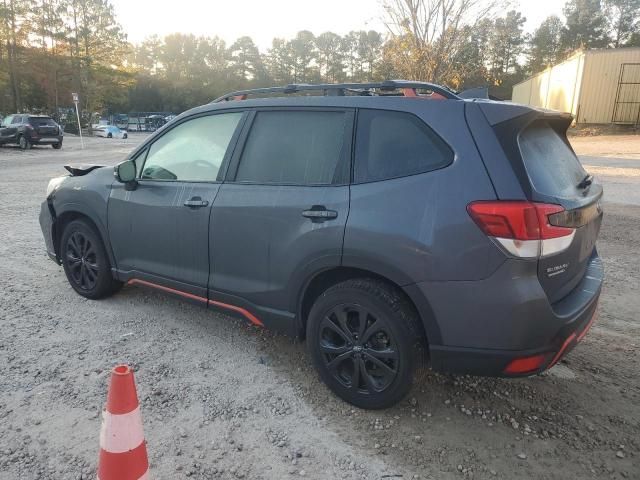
[512,47,640,125]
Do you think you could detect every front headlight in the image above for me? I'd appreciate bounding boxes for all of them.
[46,176,67,198]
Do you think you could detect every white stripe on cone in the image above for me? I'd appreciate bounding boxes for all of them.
[99,406,145,454]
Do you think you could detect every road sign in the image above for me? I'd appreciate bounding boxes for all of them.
[71,93,84,149]
[72,92,79,103]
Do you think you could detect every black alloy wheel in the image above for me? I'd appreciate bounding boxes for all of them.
[60,220,122,299]
[65,231,99,291]
[319,304,399,394]
[307,279,423,409]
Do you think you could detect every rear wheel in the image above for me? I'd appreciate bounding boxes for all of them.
[60,220,122,299]
[123,133,128,139]
[307,278,424,409]
[52,142,62,149]
[107,133,112,138]
[18,136,31,150]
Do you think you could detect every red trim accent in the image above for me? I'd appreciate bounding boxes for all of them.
[98,442,148,480]
[549,332,577,368]
[127,279,207,303]
[402,88,418,97]
[126,279,263,327]
[233,94,248,101]
[577,306,598,343]
[209,300,264,327]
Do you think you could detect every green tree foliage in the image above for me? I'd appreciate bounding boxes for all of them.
[3,0,640,115]
[604,0,640,47]
[561,0,609,51]
[528,16,564,73]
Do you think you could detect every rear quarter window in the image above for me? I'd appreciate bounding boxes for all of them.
[354,109,453,183]
[518,121,587,198]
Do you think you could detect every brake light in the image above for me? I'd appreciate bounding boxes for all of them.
[467,201,575,258]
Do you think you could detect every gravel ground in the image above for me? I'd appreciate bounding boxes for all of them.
[0,135,638,480]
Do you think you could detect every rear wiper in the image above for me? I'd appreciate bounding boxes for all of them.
[577,174,593,189]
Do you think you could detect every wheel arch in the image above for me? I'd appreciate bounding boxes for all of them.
[53,209,117,270]
[296,266,441,350]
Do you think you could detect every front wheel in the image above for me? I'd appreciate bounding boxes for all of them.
[307,279,424,409]
[60,220,122,299]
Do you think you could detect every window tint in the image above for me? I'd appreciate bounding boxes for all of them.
[519,121,586,198]
[141,112,242,182]
[235,111,348,185]
[12,116,22,124]
[354,109,453,183]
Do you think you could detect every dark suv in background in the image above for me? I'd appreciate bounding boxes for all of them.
[0,114,63,149]
[39,81,603,409]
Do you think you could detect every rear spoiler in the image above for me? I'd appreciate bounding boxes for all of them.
[64,164,105,176]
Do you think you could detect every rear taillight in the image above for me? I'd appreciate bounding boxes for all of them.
[467,201,575,258]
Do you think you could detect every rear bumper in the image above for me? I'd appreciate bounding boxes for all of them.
[31,135,63,145]
[409,253,603,377]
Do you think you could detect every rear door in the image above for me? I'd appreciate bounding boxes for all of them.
[108,111,245,298]
[517,119,603,302]
[210,108,353,318]
[0,116,14,141]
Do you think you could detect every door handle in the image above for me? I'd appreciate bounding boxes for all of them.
[302,206,338,222]
[184,197,209,208]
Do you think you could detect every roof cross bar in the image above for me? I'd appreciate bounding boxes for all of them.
[212,80,460,103]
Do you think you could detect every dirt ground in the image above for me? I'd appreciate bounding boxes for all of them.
[0,135,638,480]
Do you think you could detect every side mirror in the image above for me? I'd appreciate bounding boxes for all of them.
[114,160,137,190]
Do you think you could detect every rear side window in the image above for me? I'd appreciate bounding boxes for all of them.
[354,109,453,183]
[235,110,348,185]
[12,116,22,124]
[518,121,586,198]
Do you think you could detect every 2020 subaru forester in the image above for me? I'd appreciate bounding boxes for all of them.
[40,81,603,409]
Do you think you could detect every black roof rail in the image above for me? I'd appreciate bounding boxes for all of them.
[212,80,460,103]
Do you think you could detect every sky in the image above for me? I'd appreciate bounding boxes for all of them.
[111,0,566,49]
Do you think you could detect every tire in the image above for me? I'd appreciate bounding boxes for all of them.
[123,133,128,139]
[52,142,62,149]
[60,219,122,299]
[307,278,424,409]
[18,135,31,150]
[107,133,112,138]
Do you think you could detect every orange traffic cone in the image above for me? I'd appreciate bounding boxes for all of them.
[97,365,149,480]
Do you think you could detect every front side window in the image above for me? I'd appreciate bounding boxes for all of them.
[235,110,348,185]
[141,112,243,182]
[12,116,22,124]
[354,109,453,183]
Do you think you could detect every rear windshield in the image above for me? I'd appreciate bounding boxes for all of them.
[29,117,57,126]
[518,121,587,198]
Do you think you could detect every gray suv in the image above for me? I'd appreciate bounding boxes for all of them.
[39,81,603,409]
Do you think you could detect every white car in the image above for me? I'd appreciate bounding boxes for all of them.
[94,125,128,139]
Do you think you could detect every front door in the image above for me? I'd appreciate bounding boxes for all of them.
[108,111,245,298]
[210,109,353,323]
[0,115,17,142]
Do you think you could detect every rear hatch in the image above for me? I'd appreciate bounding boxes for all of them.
[29,117,59,137]
[479,104,603,304]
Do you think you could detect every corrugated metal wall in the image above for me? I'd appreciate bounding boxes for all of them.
[513,48,640,124]
[577,48,640,124]
[512,52,584,116]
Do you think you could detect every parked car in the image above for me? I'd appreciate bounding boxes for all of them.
[39,81,603,409]
[94,125,128,139]
[0,114,63,149]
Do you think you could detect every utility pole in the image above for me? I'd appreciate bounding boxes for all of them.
[72,92,84,149]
